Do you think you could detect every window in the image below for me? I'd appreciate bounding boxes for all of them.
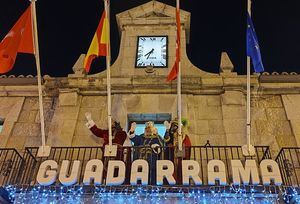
[134,123,166,136]
[0,118,4,133]
[127,113,171,137]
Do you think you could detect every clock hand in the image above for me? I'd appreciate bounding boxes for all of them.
[145,48,154,59]
[146,53,151,59]
[144,48,154,56]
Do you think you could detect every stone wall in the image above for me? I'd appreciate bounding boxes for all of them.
[72,95,108,146]
[1,77,298,157]
[0,96,55,151]
[252,95,295,155]
[186,95,225,146]
[282,95,300,147]
[0,85,299,155]
[0,97,24,148]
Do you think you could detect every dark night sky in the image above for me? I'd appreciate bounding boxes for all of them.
[0,0,299,77]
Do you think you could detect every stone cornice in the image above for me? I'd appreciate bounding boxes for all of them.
[0,76,38,86]
[260,74,300,83]
[0,85,41,97]
[1,74,300,96]
[52,74,300,95]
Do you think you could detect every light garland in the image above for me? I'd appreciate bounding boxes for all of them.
[4,185,300,204]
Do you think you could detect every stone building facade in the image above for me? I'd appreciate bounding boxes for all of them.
[0,1,299,157]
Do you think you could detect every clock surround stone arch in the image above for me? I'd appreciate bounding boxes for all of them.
[88,0,215,78]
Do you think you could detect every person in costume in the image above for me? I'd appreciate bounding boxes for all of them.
[85,112,132,183]
[164,118,191,184]
[85,112,131,147]
[128,121,164,185]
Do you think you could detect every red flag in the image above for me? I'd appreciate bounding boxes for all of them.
[84,11,109,73]
[167,6,181,82]
[0,5,34,74]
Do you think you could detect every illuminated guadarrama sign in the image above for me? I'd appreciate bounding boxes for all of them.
[37,159,282,186]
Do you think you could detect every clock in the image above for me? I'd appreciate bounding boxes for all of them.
[135,36,168,68]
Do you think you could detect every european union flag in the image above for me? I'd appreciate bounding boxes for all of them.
[247,13,264,73]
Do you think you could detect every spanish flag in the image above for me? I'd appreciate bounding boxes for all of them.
[167,5,181,82]
[84,11,109,73]
[0,5,34,74]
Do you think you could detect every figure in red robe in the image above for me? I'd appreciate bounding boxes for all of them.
[85,112,132,183]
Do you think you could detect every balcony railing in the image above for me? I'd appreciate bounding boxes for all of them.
[0,148,24,186]
[276,147,300,187]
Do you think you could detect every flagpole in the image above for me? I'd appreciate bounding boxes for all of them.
[104,0,113,153]
[243,0,255,156]
[31,0,50,157]
[247,0,251,152]
[176,0,183,152]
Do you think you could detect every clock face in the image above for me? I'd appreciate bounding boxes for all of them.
[135,36,168,68]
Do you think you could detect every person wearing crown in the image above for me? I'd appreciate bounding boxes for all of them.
[128,121,164,185]
[164,118,191,184]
